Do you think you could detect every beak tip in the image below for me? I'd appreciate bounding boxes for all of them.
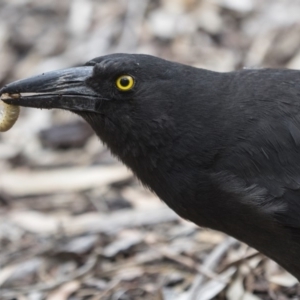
[0,86,8,96]
[0,83,18,95]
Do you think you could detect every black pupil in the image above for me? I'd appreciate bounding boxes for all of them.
[120,77,130,87]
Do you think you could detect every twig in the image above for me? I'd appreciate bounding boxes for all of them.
[0,253,97,299]
[155,246,219,280]
[116,0,150,52]
[184,237,237,300]
[219,250,260,273]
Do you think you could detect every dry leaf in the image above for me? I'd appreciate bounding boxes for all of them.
[47,281,80,300]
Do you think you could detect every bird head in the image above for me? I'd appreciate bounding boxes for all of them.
[1,54,185,147]
[0,54,222,188]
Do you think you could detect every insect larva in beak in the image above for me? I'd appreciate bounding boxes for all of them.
[0,94,21,132]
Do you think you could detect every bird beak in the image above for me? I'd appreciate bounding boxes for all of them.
[0,66,101,113]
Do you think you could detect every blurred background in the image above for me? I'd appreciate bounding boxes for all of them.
[1,0,300,299]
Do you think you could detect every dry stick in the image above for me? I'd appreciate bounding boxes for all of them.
[186,237,238,300]
[155,246,220,280]
[219,250,260,273]
[0,253,98,299]
[116,0,150,52]
[90,279,122,300]
[0,242,54,272]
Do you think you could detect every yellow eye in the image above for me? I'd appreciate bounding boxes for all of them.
[116,75,135,91]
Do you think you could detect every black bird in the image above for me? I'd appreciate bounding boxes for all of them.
[2,53,300,279]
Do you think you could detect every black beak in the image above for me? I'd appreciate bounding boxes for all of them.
[0,67,102,113]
